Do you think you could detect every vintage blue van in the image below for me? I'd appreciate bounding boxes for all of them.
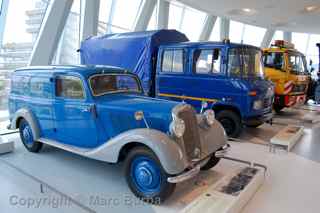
[80,30,274,138]
[8,65,229,203]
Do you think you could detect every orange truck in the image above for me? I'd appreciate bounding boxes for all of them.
[263,40,310,112]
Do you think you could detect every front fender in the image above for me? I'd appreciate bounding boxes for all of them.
[10,108,41,140]
[86,128,188,175]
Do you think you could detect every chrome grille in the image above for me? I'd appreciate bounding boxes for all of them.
[175,104,201,160]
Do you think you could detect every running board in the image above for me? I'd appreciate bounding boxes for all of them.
[38,138,92,155]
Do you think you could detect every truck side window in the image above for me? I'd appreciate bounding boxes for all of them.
[55,76,85,99]
[161,49,184,73]
[263,52,284,70]
[193,49,221,74]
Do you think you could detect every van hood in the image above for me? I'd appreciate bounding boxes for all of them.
[95,94,179,137]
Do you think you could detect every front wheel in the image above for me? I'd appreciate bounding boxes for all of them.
[216,110,242,138]
[273,104,284,113]
[18,119,43,153]
[124,147,176,204]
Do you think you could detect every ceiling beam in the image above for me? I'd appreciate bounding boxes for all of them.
[134,0,157,31]
[220,17,230,41]
[156,0,169,30]
[29,0,74,66]
[261,29,275,48]
[80,0,100,41]
[198,15,217,41]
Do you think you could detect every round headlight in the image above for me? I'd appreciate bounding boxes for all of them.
[253,100,263,110]
[170,118,185,138]
[204,109,215,126]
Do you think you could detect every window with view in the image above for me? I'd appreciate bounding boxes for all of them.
[162,49,184,73]
[89,74,142,96]
[193,49,221,74]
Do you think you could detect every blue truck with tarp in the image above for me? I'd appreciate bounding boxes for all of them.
[80,29,274,137]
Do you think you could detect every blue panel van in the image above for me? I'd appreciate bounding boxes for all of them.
[80,30,274,137]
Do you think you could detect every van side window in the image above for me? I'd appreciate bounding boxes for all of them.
[30,77,52,98]
[55,76,85,99]
[193,49,221,74]
[161,49,184,73]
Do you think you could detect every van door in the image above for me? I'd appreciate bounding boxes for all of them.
[53,74,98,148]
[156,48,188,102]
[181,47,227,111]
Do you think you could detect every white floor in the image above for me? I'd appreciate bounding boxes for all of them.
[1,133,320,213]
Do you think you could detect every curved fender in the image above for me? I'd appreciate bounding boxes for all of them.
[10,108,41,140]
[198,120,228,157]
[86,129,188,175]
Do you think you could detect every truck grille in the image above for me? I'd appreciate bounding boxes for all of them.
[263,98,272,108]
[291,84,307,93]
[174,104,202,160]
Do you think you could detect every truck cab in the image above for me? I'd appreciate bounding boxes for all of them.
[263,40,310,112]
[80,30,274,137]
[156,41,274,137]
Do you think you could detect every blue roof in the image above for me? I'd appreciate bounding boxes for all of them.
[80,30,189,95]
[15,65,129,77]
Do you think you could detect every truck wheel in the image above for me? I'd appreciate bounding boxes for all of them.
[124,146,176,204]
[273,104,284,113]
[200,154,221,171]
[216,110,242,138]
[18,119,43,153]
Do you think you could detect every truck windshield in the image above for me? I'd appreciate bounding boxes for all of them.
[263,52,284,70]
[288,52,308,75]
[228,47,264,79]
[89,74,142,96]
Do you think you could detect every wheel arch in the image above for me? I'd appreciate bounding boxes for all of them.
[212,103,242,119]
[11,108,41,140]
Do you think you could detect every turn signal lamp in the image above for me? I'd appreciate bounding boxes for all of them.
[249,91,257,96]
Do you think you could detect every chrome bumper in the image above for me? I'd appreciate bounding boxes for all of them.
[167,165,201,183]
[215,144,231,158]
[167,144,231,183]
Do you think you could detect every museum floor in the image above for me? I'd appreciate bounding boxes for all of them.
[0,106,319,213]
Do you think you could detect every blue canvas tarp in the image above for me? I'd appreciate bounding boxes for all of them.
[80,30,189,95]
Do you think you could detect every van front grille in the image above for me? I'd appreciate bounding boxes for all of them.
[175,104,201,160]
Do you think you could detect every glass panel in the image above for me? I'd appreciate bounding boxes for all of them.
[228,48,241,77]
[193,49,221,74]
[162,50,173,71]
[292,32,308,54]
[305,34,320,76]
[263,52,284,70]
[209,17,220,41]
[229,20,244,43]
[179,7,206,41]
[168,2,183,30]
[89,74,142,96]
[172,50,183,72]
[53,0,81,65]
[0,0,50,115]
[161,49,183,73]
[112,0,143,31]
[271,30,283,46]
[243,24,266,46]
[56,76,84,99]
[288,53,307,74]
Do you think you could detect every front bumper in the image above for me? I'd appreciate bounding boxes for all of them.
[167,144,230,183]
[243,112,273,126]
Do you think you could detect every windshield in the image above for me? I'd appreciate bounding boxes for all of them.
[288,52,308,74]
[89,74,142,96]
[228,47,264,79]
[263,52,284,70]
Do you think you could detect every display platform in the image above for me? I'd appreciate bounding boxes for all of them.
[0,134,265,213]
[270,125,304,152]
[181,167,265,213]
[0,135,14,154]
